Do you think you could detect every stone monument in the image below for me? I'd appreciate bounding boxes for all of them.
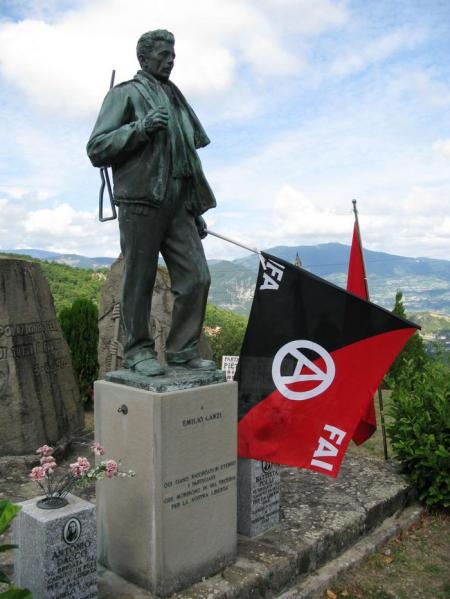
[97,256,213,379]
[0,258,83,456]
[88,29,238,595]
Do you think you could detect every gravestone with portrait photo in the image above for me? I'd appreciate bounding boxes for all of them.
[0,258,83,457]
[13,493,97,599]
[237,458,281,537]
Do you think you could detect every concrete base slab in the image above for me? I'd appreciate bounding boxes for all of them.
[104,367,225,392]
[97,454,417,598]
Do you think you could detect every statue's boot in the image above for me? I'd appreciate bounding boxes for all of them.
[169,357,216,371]
[123,352,165,377]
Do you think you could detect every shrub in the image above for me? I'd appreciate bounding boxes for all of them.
[59,298,99,403]
[387,290,428,384]
[387,357,450,509]
[0,500,31,598]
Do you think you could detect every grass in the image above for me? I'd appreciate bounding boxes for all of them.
[322,389,450,599]
[324,511,450,599]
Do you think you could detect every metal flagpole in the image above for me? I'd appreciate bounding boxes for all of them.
[206,228,267,270]
[352,199,389,460]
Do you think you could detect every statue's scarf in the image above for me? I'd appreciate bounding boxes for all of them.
[133,71,210,179]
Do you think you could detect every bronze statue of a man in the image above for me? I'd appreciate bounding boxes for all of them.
[87,29,216,376]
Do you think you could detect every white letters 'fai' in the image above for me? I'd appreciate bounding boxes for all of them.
[272,340,335,401]
[259,259,285,291]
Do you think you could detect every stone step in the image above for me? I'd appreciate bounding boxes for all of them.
[99,454,417,598]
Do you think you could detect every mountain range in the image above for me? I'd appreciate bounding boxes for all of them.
[3,244,450,316]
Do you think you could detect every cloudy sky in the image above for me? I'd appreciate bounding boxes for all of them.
[0,0,449,261]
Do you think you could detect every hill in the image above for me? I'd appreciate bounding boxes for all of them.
[214,243,450,316]
[2,243,450,316]
[2,248,114,269]
[0,252,106,313]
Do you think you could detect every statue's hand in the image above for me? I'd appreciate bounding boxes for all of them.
[142,107,169,135]
[195,215,208,239]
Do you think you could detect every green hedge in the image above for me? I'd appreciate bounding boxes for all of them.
[387,358,450,509]
[59,298,99,403]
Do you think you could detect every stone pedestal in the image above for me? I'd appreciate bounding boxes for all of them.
[237,458,280,537]
[13,493,97,599]
[94,376,237,597]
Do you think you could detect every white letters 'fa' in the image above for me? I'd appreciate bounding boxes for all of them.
[259,260,285,291]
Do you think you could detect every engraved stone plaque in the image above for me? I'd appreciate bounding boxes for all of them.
[237,457,281,537]
[13,494,97,599]
[0,259,82,455]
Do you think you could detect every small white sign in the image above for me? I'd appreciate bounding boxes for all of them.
[221,355,239,382]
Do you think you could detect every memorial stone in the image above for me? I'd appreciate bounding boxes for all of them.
[237,458,281,537]
[95,376,237,596]
[97,256,213,378]
[13,493,97,599]
[0,259,83,455]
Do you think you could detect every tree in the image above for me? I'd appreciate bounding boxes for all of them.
[59,298,99,403]
[387,290,428,385]
[204,304,248,367]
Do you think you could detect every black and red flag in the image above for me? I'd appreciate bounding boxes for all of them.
[346,218,377,445]
[236,252,418,478]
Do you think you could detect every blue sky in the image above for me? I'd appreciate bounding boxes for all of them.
[0,0,449,261]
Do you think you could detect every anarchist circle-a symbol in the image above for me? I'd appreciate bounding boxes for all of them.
[271,340,335,401]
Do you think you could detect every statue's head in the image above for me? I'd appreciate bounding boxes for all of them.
[137,29,175,82]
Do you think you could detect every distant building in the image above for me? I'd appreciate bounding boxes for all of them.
[294,253,302,268]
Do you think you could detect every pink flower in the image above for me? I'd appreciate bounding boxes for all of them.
[104,460,118,479]
[36,445,54,457]
[41,458,57,474]
[69,462,83,478]
[69,457,90,477]
[77,457,91,472]
[30,466,46,482]
[90,442,105,456]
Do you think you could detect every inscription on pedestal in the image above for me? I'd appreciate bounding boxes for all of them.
[162,459,236,511]
[237,458,280,537]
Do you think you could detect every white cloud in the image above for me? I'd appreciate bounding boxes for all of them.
[0,198,119,256]
[391,71,450,108]
[271,185,351,235]
[248,183,450,260]
[330,28,425,77]
[433,139,450,161]
[0,0,347,119]
[262,0,348,35]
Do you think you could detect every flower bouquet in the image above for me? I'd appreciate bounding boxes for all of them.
[30,442,135,509]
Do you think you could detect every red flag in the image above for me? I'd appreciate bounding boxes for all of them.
[236,253,418,477]
[347,223,368,299]
[347,221,377,445]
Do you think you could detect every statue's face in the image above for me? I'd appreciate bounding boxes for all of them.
[142,40,175,81]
